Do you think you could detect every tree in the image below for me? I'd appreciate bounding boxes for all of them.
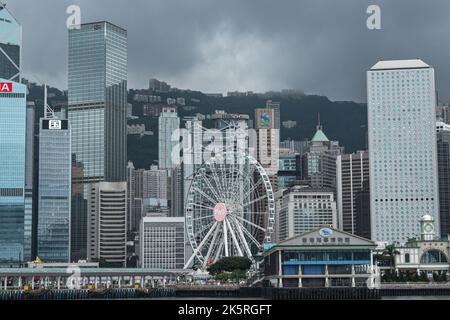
[419,271,429,282]
[207,257,252,275]
[442,272,448,283]
[381,244,400,270]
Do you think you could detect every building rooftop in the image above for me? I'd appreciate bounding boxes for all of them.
[370,59,430,71]
[311,129,329,142]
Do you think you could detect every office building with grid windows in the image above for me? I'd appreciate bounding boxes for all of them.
[140,216,185,269]
[437,127,450,238]
[367,59,440,243]
[278,184,337,241]
[0,79,29,263]
[158,107,180,170]
[37,117,71,262]
[336,151,370,236]
[68,21,127,261]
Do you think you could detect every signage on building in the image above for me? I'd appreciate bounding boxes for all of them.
[0,82,12,92]
[43,119,68,130]
[260,112,271,127]
[319,227,333,238]
[49,120,62,130]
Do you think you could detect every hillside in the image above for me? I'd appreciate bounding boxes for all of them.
[25,82,368,170]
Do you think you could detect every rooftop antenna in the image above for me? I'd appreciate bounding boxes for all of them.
[317,112,322,131]
[43,83,56,119]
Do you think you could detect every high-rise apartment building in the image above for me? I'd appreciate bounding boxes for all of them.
[140,216,185,269]
[158,107,180,170]
[255,108,279,187]
[68,21,127,260]
[336,151,370,236]
[266,100,281,130]
[278,185,338,241]
[37,110,71,262]
[367,59,439,243]
[0,79,29,263]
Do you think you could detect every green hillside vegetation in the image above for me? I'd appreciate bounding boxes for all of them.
[25,82,368,170]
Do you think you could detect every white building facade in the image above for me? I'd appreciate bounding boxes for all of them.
[278,185,338,241]
[87,182,127,266]
[367,59,440,243]
[158,107,180,170]
[140,216,185,269]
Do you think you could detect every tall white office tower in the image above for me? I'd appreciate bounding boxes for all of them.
[367,59,440,243]
[158,107,180,170]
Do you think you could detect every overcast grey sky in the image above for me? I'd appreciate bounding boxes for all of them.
[6,0,450,102]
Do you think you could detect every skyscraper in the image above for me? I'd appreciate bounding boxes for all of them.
[437,127,450,238]
[0,4,21,82]
[87,182,127,267]
[37,105,71,262]
[158,107,180,170]
[336,151,370,236]
[0,79,28,263]
[68,22,127,260]
[265,100,281,130]
[255,108,279,187]
[302,124,342,190]
[367,59,439,243]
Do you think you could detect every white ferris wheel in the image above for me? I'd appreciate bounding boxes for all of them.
[184,151,275,270]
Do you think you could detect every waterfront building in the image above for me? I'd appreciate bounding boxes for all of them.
[0,79,30,263]
[336,151,370,236]
[68,21,127,261]
[278,184,338,241]
[367,59,440,243]
[140,216,185,269]
[87,182,127,267]
[388,215,450,275]
[263,226,377,288]
[37,106,71,262]
[158,107,180,169]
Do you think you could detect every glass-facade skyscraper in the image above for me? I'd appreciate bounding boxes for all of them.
[37,117,71,262]
[0,79,28,263]
[0,4,21,82]
[68,22,127,261]
[437,129,450,238]
[367,59,440,243]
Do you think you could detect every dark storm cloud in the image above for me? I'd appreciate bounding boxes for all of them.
[6,0,450,102]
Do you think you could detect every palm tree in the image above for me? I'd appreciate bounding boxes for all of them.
[382,244,400,271]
